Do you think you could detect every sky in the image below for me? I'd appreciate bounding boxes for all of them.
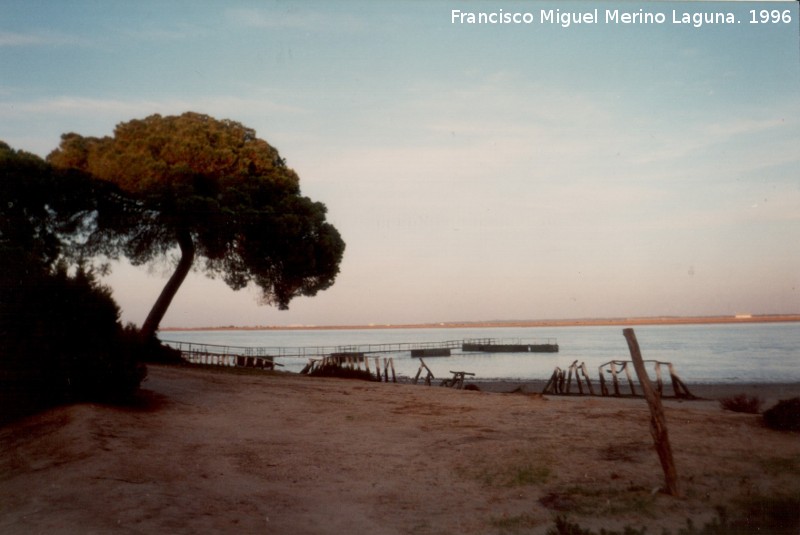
[1,1,799,328]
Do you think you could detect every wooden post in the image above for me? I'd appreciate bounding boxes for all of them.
[655,362,664,396]
[599,368,608,396]
[610,362,620,396]
[574,363,584,395]
[623,362,636,396]
[623,328,679,497]
[543,368,560,394]
[581,363,595,396]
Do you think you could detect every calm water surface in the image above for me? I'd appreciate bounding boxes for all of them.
[159,323,800,384]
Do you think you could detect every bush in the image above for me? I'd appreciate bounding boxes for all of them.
[719,394,763,414]
[763,398,800,432]
[1,265,147,424]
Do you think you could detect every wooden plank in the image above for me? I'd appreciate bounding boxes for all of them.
[623,328,679,497]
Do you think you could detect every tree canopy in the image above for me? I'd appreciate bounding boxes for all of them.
[47,112,345,337]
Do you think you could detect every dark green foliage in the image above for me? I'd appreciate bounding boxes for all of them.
[137,335,183,364]
[719,394,763,414]
[548,495,800,535]
[547,516,647,535]
[0,141,133,271]
[1,143,147,424]
[48,113,346,338]
[0,264,147,424]
[763,397,800,431]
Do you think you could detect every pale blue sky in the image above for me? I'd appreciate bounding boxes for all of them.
[2,1,798,327]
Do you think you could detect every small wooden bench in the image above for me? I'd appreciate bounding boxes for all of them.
[441,370,475,390]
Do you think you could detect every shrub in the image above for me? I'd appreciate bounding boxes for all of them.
[763,398,800,432]
[1,265,147,424]
[719,394,763,414]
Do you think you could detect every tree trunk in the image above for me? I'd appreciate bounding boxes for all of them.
[141,229,195,339]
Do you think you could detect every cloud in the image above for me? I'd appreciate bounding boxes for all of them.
[225,7,365,32]
[0,95,308,119]
[0,30,87,47]
[121,23,205,43]
[0,95,311,157]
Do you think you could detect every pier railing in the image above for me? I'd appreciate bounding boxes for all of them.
[161,339,466,359]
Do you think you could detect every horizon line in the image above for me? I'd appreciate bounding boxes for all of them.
[160,313,800,332]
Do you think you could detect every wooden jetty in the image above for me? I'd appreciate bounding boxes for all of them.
[410,348,451,357]
[176,344,282,370]
[163,336,558,369]
[163,339,465,360]
[462,337,559,353]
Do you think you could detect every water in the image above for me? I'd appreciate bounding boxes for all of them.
[158,322,800,384]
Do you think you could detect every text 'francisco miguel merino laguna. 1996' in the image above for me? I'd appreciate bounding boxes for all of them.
[451,8,792,28]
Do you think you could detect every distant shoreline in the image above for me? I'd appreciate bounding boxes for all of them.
[161,314,800,332]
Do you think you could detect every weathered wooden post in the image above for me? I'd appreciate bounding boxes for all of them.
[655,362,664,395]
[610,361,621,396]
[581,363,595,396]
[623,328,679,497]
[623,362,636,396]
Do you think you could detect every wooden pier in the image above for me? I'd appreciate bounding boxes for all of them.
[162,339,466,360]
[462,338,559,353]
[162,336,559,372]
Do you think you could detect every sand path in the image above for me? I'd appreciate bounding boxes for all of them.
[2,365,799,534]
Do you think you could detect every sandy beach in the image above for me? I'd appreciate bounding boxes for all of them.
[2,364,799,534]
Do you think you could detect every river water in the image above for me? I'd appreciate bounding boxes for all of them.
[158,322,799,384]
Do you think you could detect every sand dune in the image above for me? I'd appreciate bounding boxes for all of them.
[2,365,799,534]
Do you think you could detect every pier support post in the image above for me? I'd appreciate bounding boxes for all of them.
[623,328,679,497]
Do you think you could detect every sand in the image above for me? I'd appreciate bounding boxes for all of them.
[2,365,799,534]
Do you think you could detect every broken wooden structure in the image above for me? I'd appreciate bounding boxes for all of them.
[542,358,694,399]
[412,358,436,385]
[542,360,595,395]
[300,353,397,383]
[179,348,281,370]
[598,359,694,399]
